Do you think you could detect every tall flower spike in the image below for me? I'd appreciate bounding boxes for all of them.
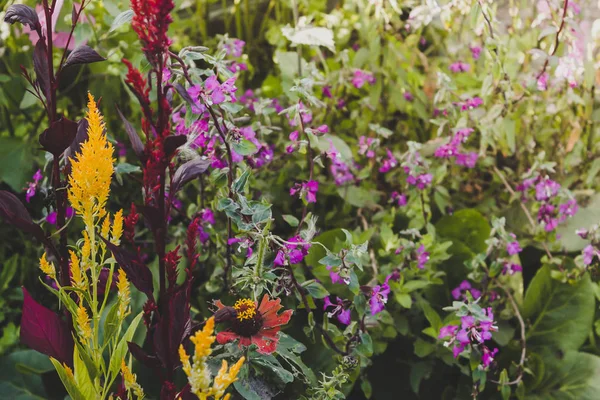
[39,253,56,280]
[76,304,92,343]
[69,250,85,289]
[179,317,245,399]
[68,93,115,222]
[117,268,131,320]
[111,209,124,245]
[121,360,145,399]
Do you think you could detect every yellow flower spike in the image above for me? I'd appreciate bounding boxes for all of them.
[213,356,245,399]
[116,268,131,320]
[69,250,84,289]
[39,253,56,280]
[81,230,91,264]
[101,214,111,240]
[179,344,192,377]
[223,394,231,400]
[190,317,216,362]
[121,360,145,399]
[76,304,92,343]
[111,209,124,245]
[68,92,115,221]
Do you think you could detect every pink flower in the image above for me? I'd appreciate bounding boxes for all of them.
[369,283,390,315]
[449,62,470,73]
[352,70,376,89]
[324,297,351,325]
[290,180,319,203]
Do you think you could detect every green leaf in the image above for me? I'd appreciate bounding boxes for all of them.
[252,354,294,384]
[336,186,381,208]
[232,139,258,156]
[525,351,600,400]
[522,266,594,352]
[73,346,95,399]
[304,281,329,299]
[109,10,134,32]
[0,138,33,191]
[108,312,143,383]
[413,338,435,358]
[282,214,299,227]
[435,209,491,254]
[0,382,46,400]
[395,293,412,309]
[50,358,85,400]
[233,169,251,193]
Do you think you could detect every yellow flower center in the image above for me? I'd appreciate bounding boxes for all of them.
[233,299,257,321]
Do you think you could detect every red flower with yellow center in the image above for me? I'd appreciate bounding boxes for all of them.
[213,294,293,354]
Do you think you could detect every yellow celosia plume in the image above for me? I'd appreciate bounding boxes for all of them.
[76,303,92,343]
[68,93,115,222]
[179,317,244,399]
[121,360,145,399]
[39,253,56,280]
[117,268,131,320]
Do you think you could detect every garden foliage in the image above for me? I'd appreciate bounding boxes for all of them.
[0,0,600,399]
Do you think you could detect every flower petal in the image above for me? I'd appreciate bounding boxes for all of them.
[216,330,238,345]
[251,335,278,354]
[262,309,293,329]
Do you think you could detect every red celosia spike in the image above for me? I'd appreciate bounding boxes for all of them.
[185,218,200,272]
[164,246,182,288]
[124,203,139,244]
[122,58,150,105]
[130,0,175,65]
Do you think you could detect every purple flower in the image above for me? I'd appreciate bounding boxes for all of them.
[449,62,470,73]
[274,236,311,267]
[352,70,376,89]
[460,97,483,111]
[559,199,578,218]
[576,228,589,239]
[583,244,597,266]
[452,280,481,300]
[330,158,354,186]
[379,150,398,173]
[482,347,498,368]
[290,180,319,203]
[438,324,458,339]
[391,191,407,207]
[201,209,215,225]
[404,92,414,102]
[273,250,286,267]
[324,297,352,325]
[326,265,347,285]
[502,263,523,275]
[506,241,522,255]
[322,86,333,98]
[369,283,390,315]
[470,46,482,60]
[455,152,478,168]
[535,178,561,201]
[358,136,376,158]
[537,72,549,91]
[46,207,75,225]
[25,169,43,203]
[416,245,429,269]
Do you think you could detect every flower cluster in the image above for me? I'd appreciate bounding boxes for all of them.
[130,0,175,64]
[434,128,478,168]
[439,305,498,368]
[517,174,578,232]
[352,69,376,89]
[179,317,245,399]
[274,236,311,267]
[290,180,319,203]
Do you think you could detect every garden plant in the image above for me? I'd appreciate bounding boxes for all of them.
[0,0,600,399]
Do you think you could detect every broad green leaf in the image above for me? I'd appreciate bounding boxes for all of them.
[232,140,258,156]
[50,358,85,400]
[522,266,594,352]
[525,351,600,400]
[73,346,95,399]
[304,281,329,299]
[436,209,491,254]
[557,193,600,252]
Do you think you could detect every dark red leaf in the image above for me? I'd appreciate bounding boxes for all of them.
[20,287,74,366]
[127,342,161,368]
[4,5,39,31]
[0,191,46,242]
[39,116,79,157]
[173,83,195,105]
[33,39,51,106]
[137,205,162,235]
[170,157,210,194]
[164,135,187,158]
[116,105,144,159]
[153,282,192,371]
[64,119,89,167]
[62,45,106,69]
[102,238,154,298]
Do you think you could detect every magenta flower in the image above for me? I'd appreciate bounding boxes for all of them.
[451,280,481,300]
[290,180,319,203]
[449,62,470,73]
[438,324,458,339]
[369,283,390,315]
[506,241,522,255]
[535,178,561,201]
[537,72,549,91]
[326,265,347,285]
[482,347,499,368]
[352,70,376,89]
[459,97,483,111]
[502,263,523,275]
[391,191,407,207]
[416,244,429,269]
[25,169,43,203]
[322,86,333,98]
[407,173,433,190]
[404,92,414,102]
[379,150,398,173]
[359,136,376,158]
[324,297,351,325]
[470,46,482,60]
[583,245,597,266]
[274,236,311,267]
